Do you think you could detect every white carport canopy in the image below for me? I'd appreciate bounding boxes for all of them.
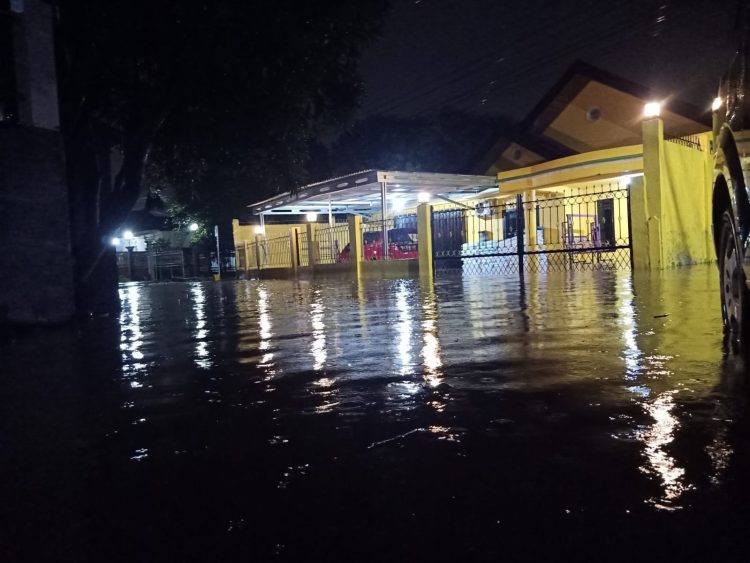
[248,170,498,219]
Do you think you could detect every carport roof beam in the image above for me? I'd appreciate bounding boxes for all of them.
[248,169,498,216]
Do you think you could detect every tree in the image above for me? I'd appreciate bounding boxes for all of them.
[56,0,387,313]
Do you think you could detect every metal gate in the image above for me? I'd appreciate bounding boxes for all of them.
[432,181,632,276]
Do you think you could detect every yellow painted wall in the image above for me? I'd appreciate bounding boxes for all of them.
[658,137,714,267]
[233,221,307,243]
[499,144,643,193]
[631,123,714,270]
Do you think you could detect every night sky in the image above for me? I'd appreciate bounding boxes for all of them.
[360,0,739,120]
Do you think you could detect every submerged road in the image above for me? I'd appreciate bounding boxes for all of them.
[2,265,749,561]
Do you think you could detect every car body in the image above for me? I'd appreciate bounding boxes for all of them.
[712,47,750,340]
[337,228,418,261]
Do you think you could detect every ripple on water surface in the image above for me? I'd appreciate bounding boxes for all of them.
[3,266,749,560]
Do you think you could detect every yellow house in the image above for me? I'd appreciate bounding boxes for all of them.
[492,117,714,271]
[474,61,711,175]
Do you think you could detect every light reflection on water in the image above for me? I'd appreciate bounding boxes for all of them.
[7,265,750,560]
[118,283,146,377]
[109,267,734,515]
[190,282,211,369]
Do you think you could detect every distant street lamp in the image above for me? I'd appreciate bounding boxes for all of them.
[188,222,199,232]
[111,237,120,246]
[123,230,134,240]
[306,212,318,222]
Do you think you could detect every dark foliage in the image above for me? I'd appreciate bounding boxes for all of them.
[312,110,509,178]
[55,0,387,312]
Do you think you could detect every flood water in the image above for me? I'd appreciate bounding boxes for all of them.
[2,265,750,561]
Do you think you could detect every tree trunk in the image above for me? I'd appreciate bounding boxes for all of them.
[66,119,151,316]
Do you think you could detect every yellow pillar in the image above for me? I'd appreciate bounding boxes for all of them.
[525,189,537,250]
[255,235,264,270]
[348,215,363,277]
[244,240,250,272]
[289,228,299,270]
[306,223,317,267]
[632,116,665,269]
[417,203,433,278]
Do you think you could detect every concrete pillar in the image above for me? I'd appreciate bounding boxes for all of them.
[525,189,537,250]
[633,117,665,269]
[0,1,73,324]
[306,223,318,266]
[126,246,135,280]
[255,235,264,270]
[243,240,250,272]
[290,228,299,270]
[348,215,363,277]
[12,0,60,129]
[417,203,433,278]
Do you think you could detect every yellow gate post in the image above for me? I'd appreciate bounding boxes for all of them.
[632,115,665,270]
[306,223,318,268]
[289,228,299,271]
[417,203,433,278]
[348,215,363,277]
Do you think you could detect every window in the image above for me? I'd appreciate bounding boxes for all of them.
[596,199,616,247]
[502,209,518,239]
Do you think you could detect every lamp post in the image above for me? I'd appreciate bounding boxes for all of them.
[123,230,135,280]
[214,224,221,280]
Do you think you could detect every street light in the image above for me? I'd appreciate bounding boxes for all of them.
[188,222,199,232]
[418,192,431,203]
[253,225,265,235]
[306,212,318,222]
[123,230,134,240]
[111,237,120,246]
[712,97,722,112]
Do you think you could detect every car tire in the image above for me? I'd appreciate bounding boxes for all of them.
[719,208,750,342]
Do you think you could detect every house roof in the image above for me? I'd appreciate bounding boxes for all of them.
[471,61,712,174]
[248,169,497,217]
[523,60,711,136]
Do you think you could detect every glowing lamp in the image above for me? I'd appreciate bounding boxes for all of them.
[418,192,431,203]
[188,222,199,232]
[111,237,120,246]
[306,212,318,222]
[253,225,265,235]
[712,97,722,112]
[123,230,134,240]
[644,102,661,118]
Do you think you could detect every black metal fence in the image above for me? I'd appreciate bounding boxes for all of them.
[432,182,632,276]
[665,134,703,151]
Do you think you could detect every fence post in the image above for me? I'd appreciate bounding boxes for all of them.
[417,203,433,278]
[254,235,263,274]
[348,215,363,277]
[306,223,317,267]
[525,190,537,251]
[243,240,250,274]
[290,228,299,270]
[516,193,524,274]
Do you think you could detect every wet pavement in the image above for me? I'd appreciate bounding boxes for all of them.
[2,265,750,561]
